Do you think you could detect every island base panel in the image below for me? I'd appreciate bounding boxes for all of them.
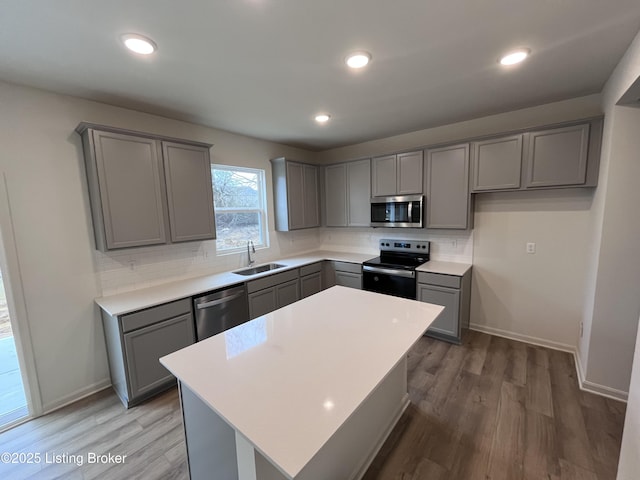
[180,384,239,480]
[180,356,409,480]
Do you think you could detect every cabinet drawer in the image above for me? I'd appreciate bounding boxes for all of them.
[121,298,192,333]
[246,268,299,293]
[299,262,322,276]
[417,272,461,289]
[333,261,362,274]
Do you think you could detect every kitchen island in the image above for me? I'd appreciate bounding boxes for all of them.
[160,286,444,480]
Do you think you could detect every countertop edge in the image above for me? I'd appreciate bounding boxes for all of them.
[95,251,471,316]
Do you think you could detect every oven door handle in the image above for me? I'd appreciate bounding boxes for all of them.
[363,265,416,279]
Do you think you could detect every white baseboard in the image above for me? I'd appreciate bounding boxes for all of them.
[41,378,112,415]
[468,323,575,353]
[573,351,628,402]
[469,323,628,402]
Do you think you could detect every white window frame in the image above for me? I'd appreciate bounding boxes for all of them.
[211,164,269,254]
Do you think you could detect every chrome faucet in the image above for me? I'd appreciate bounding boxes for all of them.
[247,240,256,266]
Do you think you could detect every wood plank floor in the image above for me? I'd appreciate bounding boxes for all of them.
[0,330,626,480]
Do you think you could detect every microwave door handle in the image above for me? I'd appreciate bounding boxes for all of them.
[407,201,412,222]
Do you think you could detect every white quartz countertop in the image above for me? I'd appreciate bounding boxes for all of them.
[95,250,374,316]
[416,260,472,276]
[160,286,444,479]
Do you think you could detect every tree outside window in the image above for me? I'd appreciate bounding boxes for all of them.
[211,165,268,252]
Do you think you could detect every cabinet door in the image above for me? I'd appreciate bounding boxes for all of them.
[471,135,522,191]
[347,159,372,226]
[372,155,397,197]
[300,272,322,298]
[397,151,424,195]
[335,271,362,289]
[123,313,195,400]
[325,164,348,227]
[426,144,471,229]
[525,123,589,187]
[162,142,216,242]
[418,284,460,341]
[286,162,305,229]
[276,279,300,308]
[303,164,320,228]
[248,287,277,320]
[92,130,167,249]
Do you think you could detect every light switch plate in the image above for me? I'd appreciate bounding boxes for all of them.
[526,242,536,254]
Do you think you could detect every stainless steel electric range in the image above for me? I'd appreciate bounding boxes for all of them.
[362,238,430,299]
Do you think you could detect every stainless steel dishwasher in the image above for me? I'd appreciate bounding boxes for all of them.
[193,284,250,341]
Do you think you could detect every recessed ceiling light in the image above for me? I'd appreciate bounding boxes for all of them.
[499,49,530,66]
[345,51,371,69]
[121,34,157,55]
[315,114,331,124]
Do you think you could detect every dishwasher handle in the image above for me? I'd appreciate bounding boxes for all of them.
[195,292,245,310]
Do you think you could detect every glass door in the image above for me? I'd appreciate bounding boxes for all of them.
[0,267,27,427]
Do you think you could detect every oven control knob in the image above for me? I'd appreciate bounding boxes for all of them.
[374,276,379,282]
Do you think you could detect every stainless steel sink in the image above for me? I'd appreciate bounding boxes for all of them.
[232,263,286,276]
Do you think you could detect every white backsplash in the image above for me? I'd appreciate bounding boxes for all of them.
[318,227,473,263]
[96,227,472,297]
[95,228,322,296]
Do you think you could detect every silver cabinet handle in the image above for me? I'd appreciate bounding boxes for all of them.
[196,292,244,310]
[363,265,415,279]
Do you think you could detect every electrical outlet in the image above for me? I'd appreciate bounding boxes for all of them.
[526,242,536,254]
[450,239,458,248]
[128,260,135,270]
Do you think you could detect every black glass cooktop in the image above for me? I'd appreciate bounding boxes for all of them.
[363,252,430,271]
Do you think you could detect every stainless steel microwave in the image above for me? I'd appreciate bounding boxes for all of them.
[370,195,424,228]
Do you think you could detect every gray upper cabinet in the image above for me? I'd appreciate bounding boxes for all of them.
[303,164,320,227]
[325,164,348,226]
[89,130,167,250]
[348,159,372,226]
[471,134,523,191]
[467,118,602,193]
[426,144,472,230]
[325,159,371,227]
[77,123,215,251]
[525,123,590,188]
[397,151,424,195]
[372,151,423,197]
[162,142,216,242]
[271,158,320,231]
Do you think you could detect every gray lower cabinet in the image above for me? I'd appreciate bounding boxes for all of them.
[300,262,323,298]
[324,261,362,289]
[271,158,320,231]
[247,268,301,319]
[471,134,523,191]
[77,123,215,251]
[101,298,195,408]
[276,278,300,308]
[417,270,471,344]
[247,288,278,319]
[425,144,472,230]
[325,159,371,227]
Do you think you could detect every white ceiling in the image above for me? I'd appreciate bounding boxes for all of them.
[2,1,640,151]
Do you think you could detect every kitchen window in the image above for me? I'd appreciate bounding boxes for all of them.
[211,165,268,253]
